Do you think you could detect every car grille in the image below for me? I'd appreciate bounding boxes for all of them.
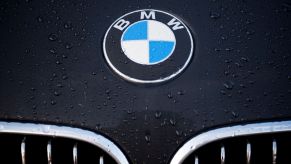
[0,134,112,164]
[170,121,291,164]
[0,122,129,164]
[183,132,291,164]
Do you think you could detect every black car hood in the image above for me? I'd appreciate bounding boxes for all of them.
[0,0,290,163]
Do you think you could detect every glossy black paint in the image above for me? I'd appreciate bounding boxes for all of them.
[0,0,290,163]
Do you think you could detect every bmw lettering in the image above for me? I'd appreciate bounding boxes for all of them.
[103,9,194,84]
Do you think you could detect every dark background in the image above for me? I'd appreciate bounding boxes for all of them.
[0,0,290,163]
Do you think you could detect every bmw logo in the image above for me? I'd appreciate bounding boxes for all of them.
[103,9,194,84]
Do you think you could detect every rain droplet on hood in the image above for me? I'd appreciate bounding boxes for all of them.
[210,12,221,19]
[48,33,58,41]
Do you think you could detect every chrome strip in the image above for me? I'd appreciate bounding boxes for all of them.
[272,139,277,164]
[0,121,129,164]
[47,140,52,164]
[100,156,104,164]
[221,145,225,164]
[246,142,251,164]
[21,137,26,164]
[73,143,78,164]
[170,120,291,164]
[194,156,198,164]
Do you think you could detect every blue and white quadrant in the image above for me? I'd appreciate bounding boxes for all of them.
[121,20,176,65]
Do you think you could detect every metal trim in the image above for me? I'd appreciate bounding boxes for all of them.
[246,141,251,164]
[47,140,52,164]
[220,145,225,164]
[21,137,26,164]
[73,143,78,164]
[0,121,129,164]
[170,120,291,164]
[272,139,277,164]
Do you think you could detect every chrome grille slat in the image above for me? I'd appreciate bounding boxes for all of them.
[246,141,251,164]
[273,140,277,164]
[221,145,225,164]
[194,156,199,164]
[47,140,52,164]
[99,156,104,164]
[73,143,78,164]
[21,137,26,164]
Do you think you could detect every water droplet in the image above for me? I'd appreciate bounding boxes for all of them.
[177,90,184,95]
[62,75,68,80]
[224,71,230,76]
[64,21,72,29]
[175,130,182,136]
[54,91,60,96]
[231,111,239,118]
[246,29,255,36]
[225,48,233,51]
[95,124,102,130]
[48,33,58,41]
[246,97,254,102]
[221,35,227,40]
[65,43,72,49]
[49,49,57,54]
[210,12,220,19]
[127,109,133,114]
[155,111,162,119]
[145,134,151,143]
[220,90,226,95]
[223,81,234,90]
[241,57,248,62]
[37,16,43,23]
[105,89,111,94]
[50,100,56,105]
[55,60,61,65]
[56,83,63,88]
[170,118,176,126]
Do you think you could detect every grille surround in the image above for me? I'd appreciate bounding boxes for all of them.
[0,121,129,164]
[170,120,291,164]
